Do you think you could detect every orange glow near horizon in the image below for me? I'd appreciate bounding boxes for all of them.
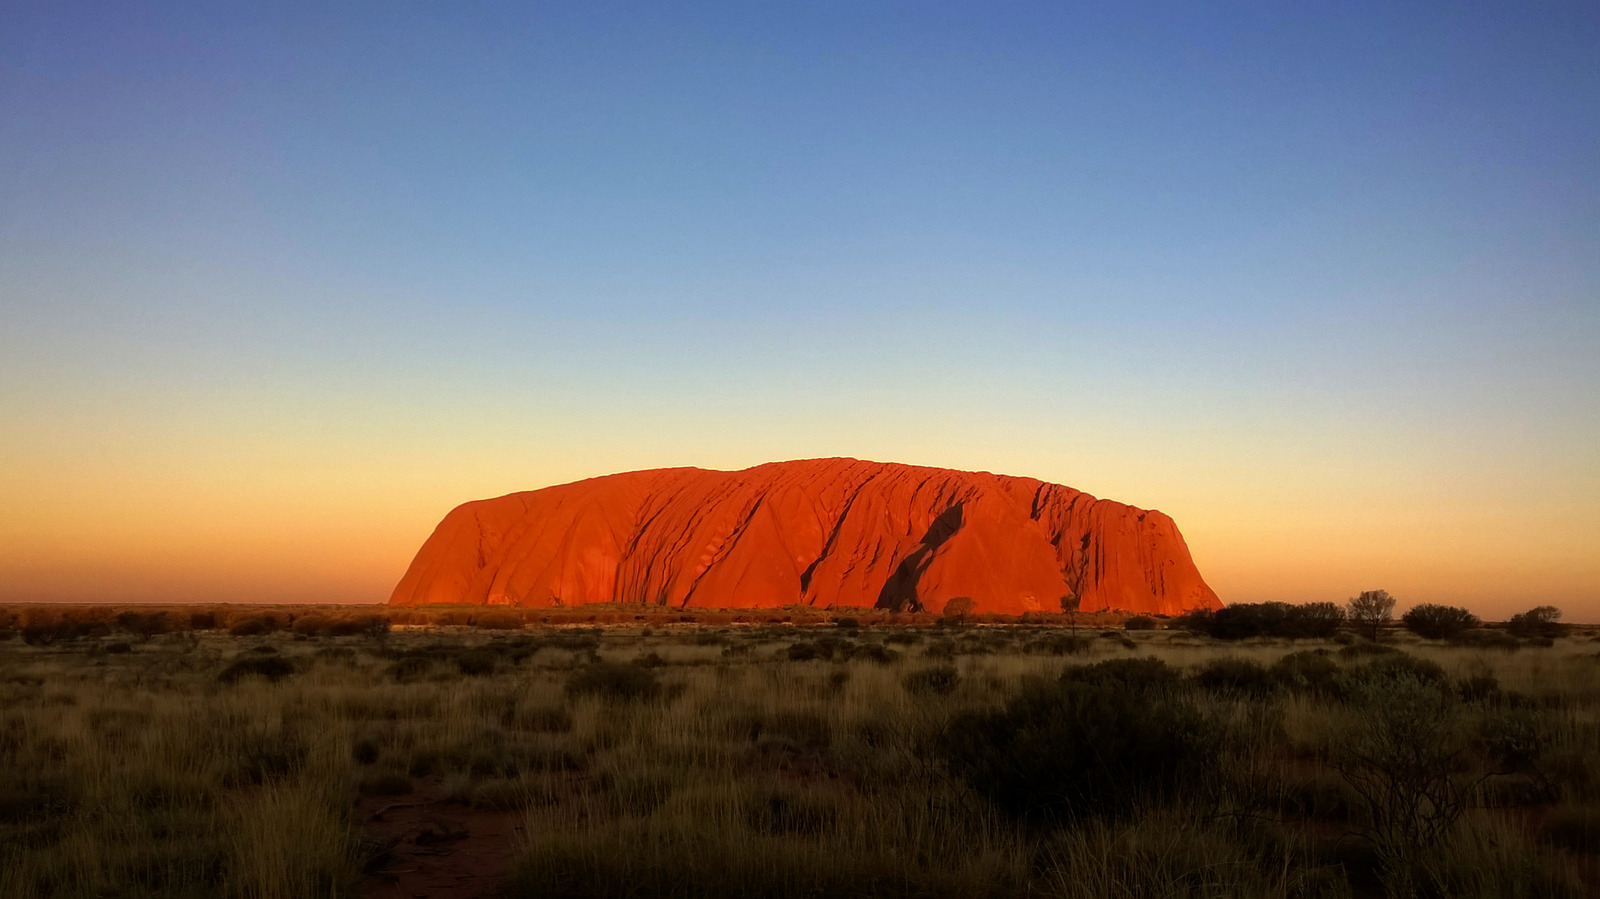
[3,422,1595,620]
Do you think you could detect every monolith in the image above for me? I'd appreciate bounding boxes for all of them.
[389,459,1221,615]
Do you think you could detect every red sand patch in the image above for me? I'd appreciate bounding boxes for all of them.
[359,780,524,899]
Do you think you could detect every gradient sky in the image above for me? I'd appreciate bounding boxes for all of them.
[3,2,1597,619]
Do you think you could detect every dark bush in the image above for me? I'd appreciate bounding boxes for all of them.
[217,655,295,684]
[847,643,899,664]
[1180,602,1346,640]
[942,676,1216,823]
[1061,657,1182,692]
[1023,634,1092,656]
[565,662,662,702]
[104,641,133,655]
[834,617,860,629]
[1174,608,1215,634]
[544,632,602,653]
[941,596,976,623]
[1458,672,1500,703]
[115,611,171,639]
[389,656,433,682]
[1401,604,1481,640]
[1210,603,1290,639]
[1337,639,1400,659]
[457,650,498,676]
[1271,650,1342,696]
[290,615,332,637]
[786,642,826,662]
[1283,602,1346,639]
[188,611,218,630]
[474,610,524,630]
[227,616,272,637]
[1450,629,1520,651]
[325,615,382,637]
[1507,606,1568,640]
[1193,658,1278,697]
[1342,653,1448,695]
[1123,615,1157,630]
[22,616,84,645]
[902,665,960,696]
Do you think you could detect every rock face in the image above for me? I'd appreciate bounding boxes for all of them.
[389,459,1221,615]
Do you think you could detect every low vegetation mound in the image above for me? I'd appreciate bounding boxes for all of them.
[1402,604,1481,640]
[1176,601,1345,640]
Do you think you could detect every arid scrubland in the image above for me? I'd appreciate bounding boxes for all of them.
[0,605,1596,898]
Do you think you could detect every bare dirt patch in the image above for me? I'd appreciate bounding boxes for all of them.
[360,779,524,899]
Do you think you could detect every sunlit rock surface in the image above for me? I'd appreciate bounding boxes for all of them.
[390,459,1221,615]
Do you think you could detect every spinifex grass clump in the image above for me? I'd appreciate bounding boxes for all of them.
[942,659,1217,823]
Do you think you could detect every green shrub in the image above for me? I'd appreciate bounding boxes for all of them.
[942,676,1216,823]
[565,662,662,702]
[1402,604,1481,640]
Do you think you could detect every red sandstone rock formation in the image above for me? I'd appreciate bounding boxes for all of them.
[389,459,1221,616]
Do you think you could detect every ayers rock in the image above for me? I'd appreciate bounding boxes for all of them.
[390,459,1220,616]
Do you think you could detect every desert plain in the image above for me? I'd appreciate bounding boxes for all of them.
[1,601,1596,899]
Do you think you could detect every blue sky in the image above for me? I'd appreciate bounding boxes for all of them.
[2,2,1597,614]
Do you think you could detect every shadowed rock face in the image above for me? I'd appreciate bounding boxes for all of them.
[389,459,1221,615]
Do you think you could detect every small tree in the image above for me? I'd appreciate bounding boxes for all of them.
[1401,604,1481,640]
[1506,605,1567,639]
[942,596,976,625]
[1333,673,1474,895]
[1060,594,1080,633]
[1348,589,1396,641]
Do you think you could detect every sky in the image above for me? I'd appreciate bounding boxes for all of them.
[2,1,1596,619]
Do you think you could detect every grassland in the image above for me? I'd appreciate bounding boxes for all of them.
[0,604,1596,898]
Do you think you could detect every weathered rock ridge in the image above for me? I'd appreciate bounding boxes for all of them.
[389,459,1221,615]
